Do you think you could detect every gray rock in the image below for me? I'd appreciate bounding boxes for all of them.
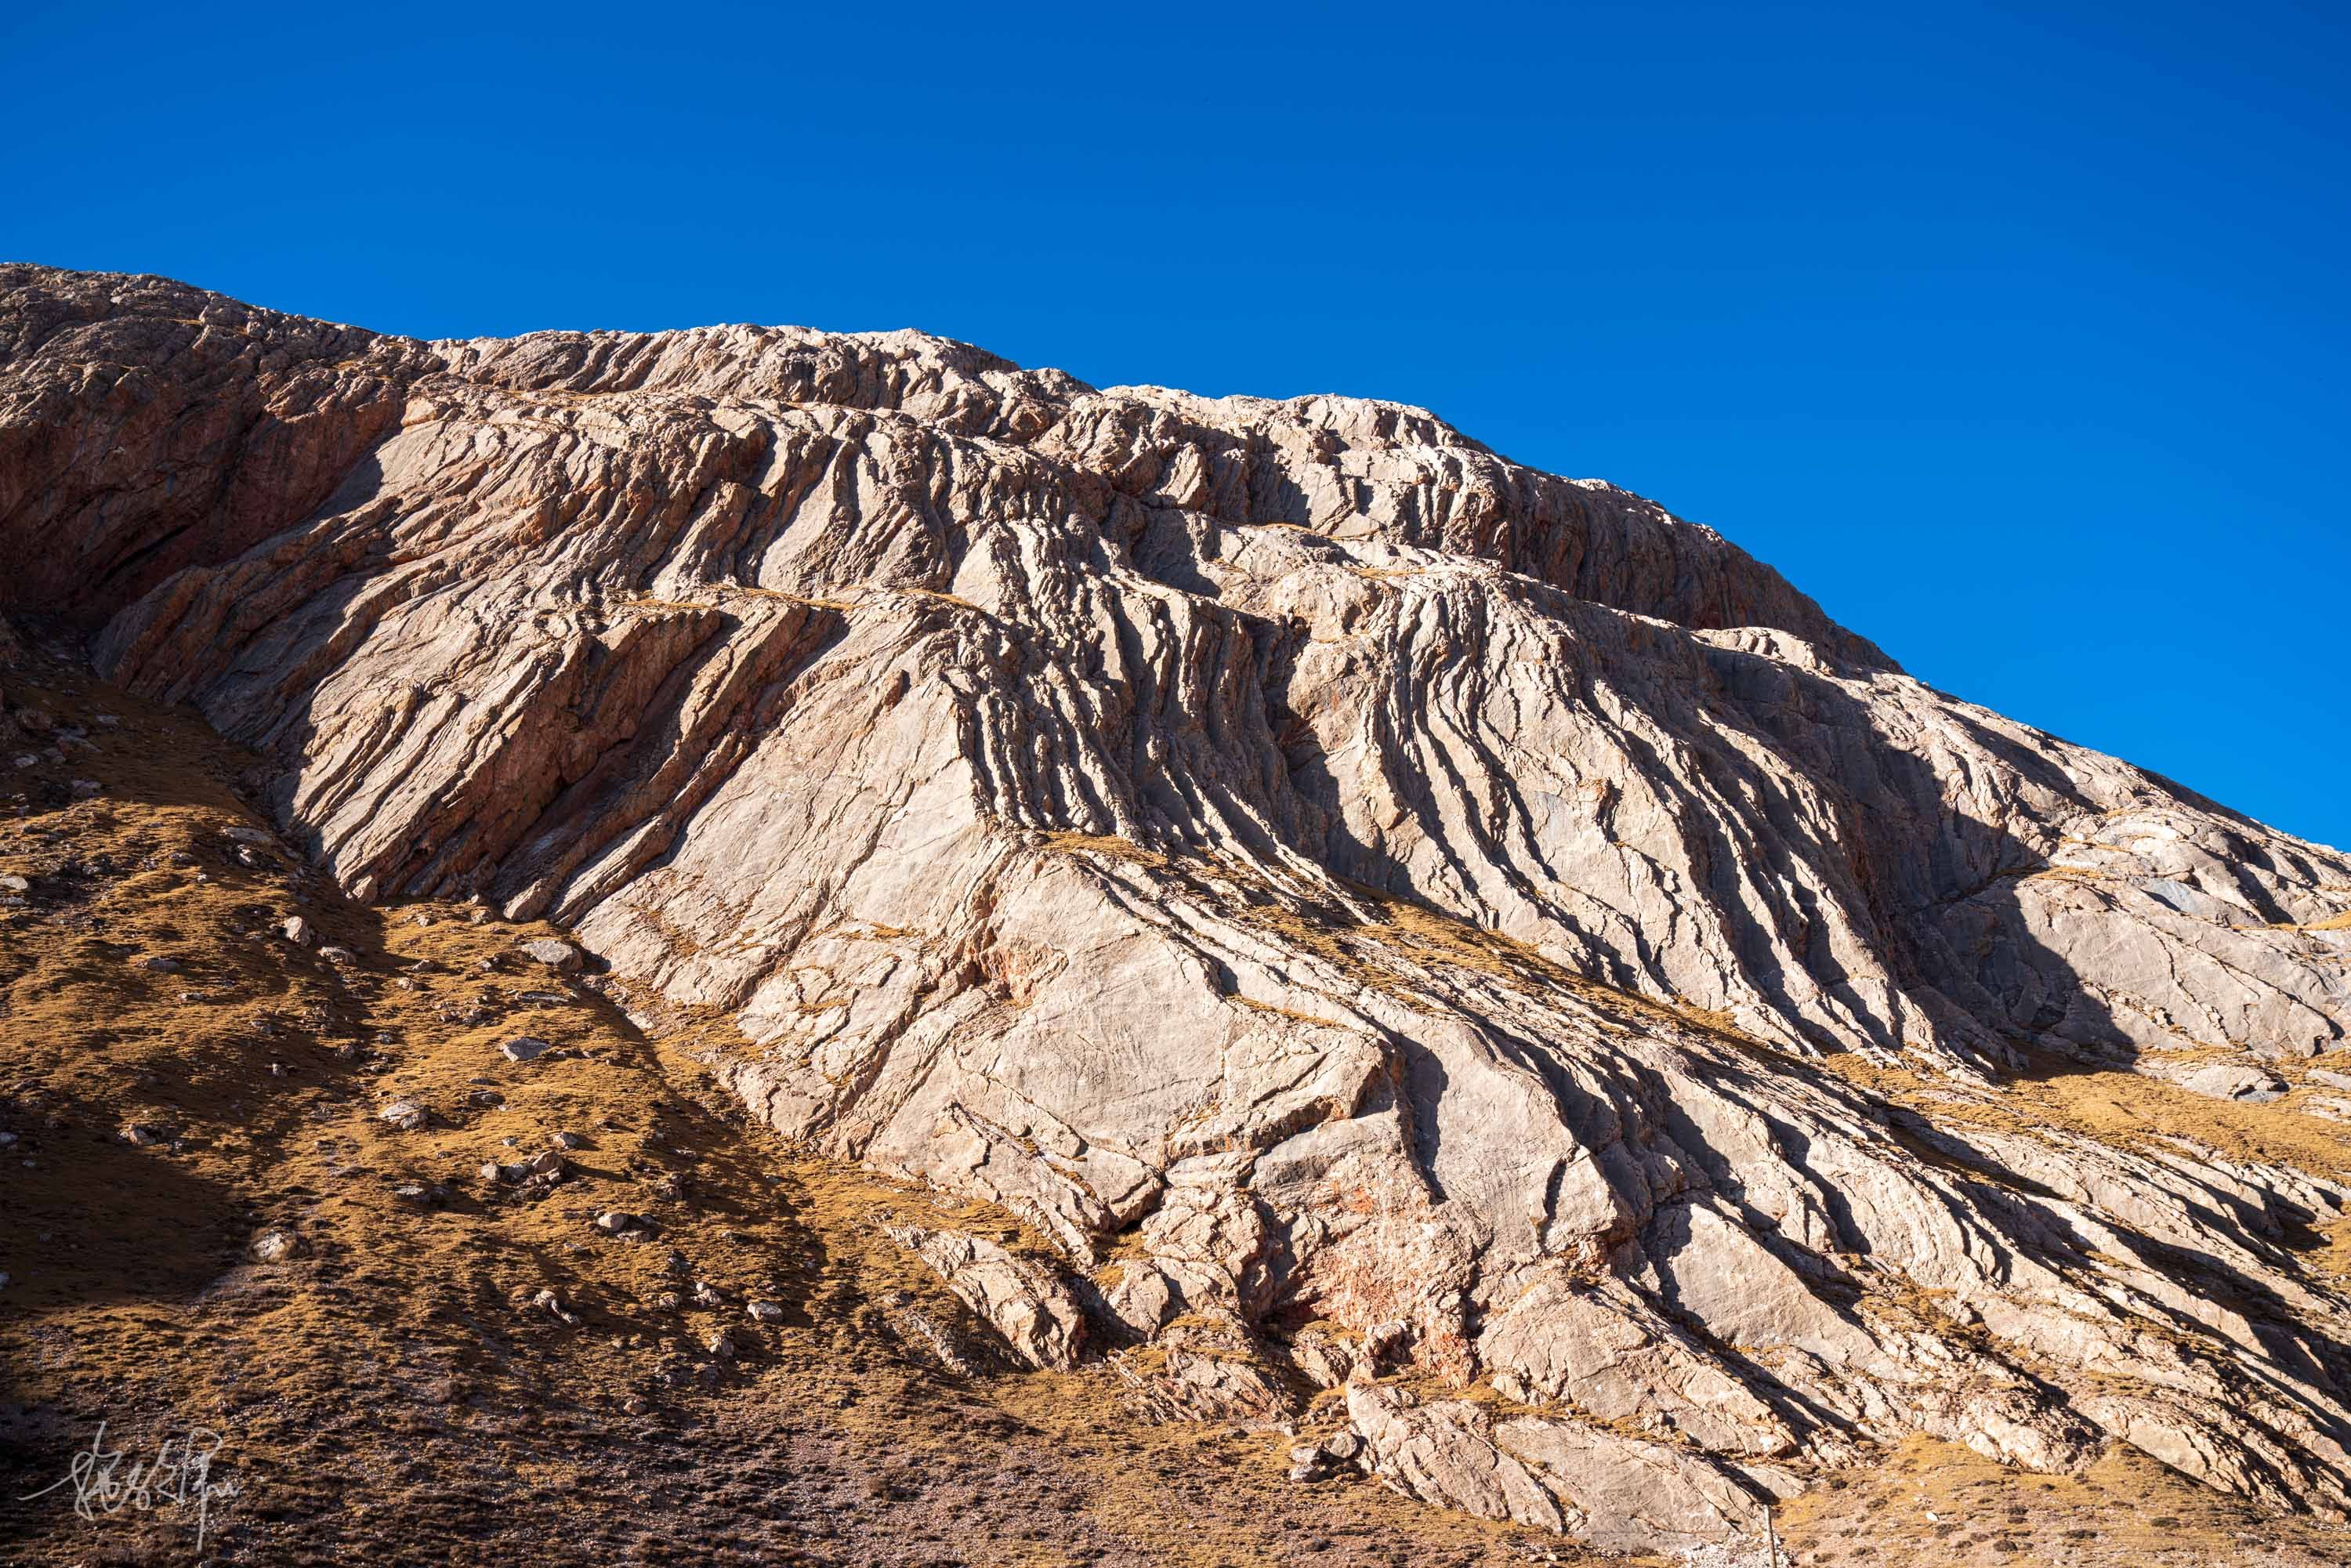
[247,1228,303,1262]
[499,1036,552,1063]
[2179,1063,2290,1103]
[519,937,583,972]
[885,1223,1086,1371]
[530,1287,580,1326]
[281,915,314,947]
[1343,1384,1568,1532]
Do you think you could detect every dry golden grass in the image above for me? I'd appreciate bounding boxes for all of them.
[1821,1047,2351,1187]
[1775,1434,2351,1566]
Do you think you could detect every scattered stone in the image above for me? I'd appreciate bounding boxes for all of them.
[500,1036,552,1063]
[379,1101,429,1131]
[136,955,182,972]
[119,1122,165,1147]
[551,1130,584,1150]
[747,1300,786,1324]
[705,1330,737,1360]
[393,1182,448,1207]
[531,1288,581,1326]
[70,778,100,798]
[317,944,356,964]
[247,1229,304,1263]
[520,937,583,972]
[2179,1063,2289,1103]
[0,873,27,892]
[596,1211,646,1236]
[282,914,314,947]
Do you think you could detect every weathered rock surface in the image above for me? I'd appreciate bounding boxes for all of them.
[884,1223,1087,1370]
[5,263,2349,1555]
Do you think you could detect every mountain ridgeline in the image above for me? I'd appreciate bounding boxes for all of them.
[4,263,2348,1560]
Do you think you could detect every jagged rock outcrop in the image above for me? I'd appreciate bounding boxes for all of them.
[882,1222,1088,1370]
[5,263,2349,1558]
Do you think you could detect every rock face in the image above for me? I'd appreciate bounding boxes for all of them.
[5,263,2349,1554]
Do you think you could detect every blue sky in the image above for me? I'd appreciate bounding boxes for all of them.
[5,1,2345,849]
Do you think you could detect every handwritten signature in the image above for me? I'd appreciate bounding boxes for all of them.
[20,1421,237,1558]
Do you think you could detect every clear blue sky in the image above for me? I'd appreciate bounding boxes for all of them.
[5,2,2345,849]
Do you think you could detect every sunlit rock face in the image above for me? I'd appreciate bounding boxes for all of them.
[6,262,2348,1557]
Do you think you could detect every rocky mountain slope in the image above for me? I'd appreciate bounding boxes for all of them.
[3,263,2349,1563]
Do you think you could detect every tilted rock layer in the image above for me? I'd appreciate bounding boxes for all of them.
[6,263,2349,1556]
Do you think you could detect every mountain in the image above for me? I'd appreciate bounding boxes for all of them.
[3,263,2348,1564]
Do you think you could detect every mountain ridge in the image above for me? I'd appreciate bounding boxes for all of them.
[3,263,2347,1563]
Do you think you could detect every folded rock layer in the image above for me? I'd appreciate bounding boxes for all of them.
[5,263,2348,1556]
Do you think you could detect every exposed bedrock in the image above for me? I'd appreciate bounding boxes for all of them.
[5,263,2348,1555]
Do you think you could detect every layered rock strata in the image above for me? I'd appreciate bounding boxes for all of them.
[5,263,2348,1556]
